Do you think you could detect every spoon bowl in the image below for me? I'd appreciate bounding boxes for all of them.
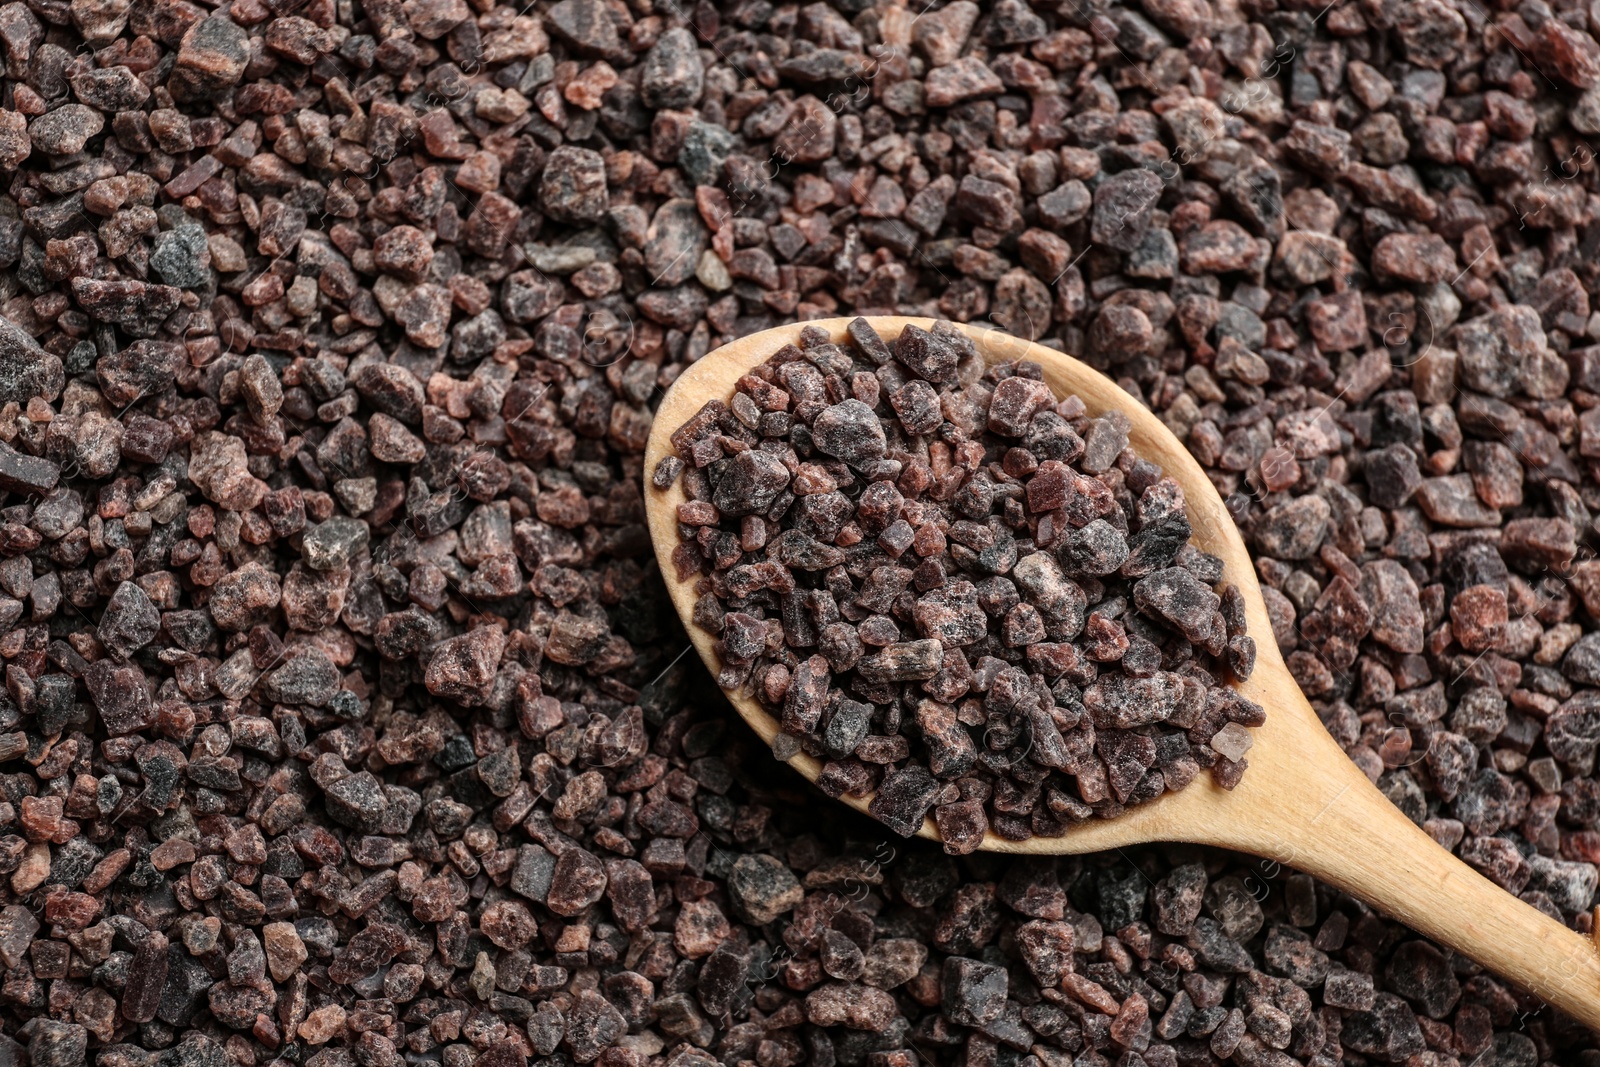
[645,317,1600,1029]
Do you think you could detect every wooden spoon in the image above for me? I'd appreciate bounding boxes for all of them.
[644,316,1600,1028]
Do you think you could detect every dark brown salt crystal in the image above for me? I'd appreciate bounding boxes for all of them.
[0,3,1578,1062]
[671,323,1252,841]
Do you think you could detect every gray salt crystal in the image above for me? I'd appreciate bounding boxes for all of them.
[1058,519,1130,576]
[0,904,38,967]
[28,105,102,154]
[30,488,81,540]
[1090,168,1162,252]
[1153,864,1206,937]
[1012,552,1086,625]
[1364,444,1422,509]
[1524,855,1598,914]
[1134,567,1221,643]
[941,956,1008,1026]
[1084,671,1186,728]
[84,658,152,735]
[856,639,944,682]
[913,582,988,646]
[540,144,610,223]
[21,1020,86,1067]
[150,222,211,287]
[0,314,62,406]
[263,648,341,707]
[1564,632,1600,686]
[728,854,803,924]
[1038,181,1092,230]
[680,121,734,187]
[1383,941,1460,1019]
[525,243,597,274]
[893,324,961,383]
[0,440,58,495]
[171,16,250,99]
[158,946,214,1025]
[640,26,704,108]
[47,835,100,888]
[986,376,1055,436]
[770,732,802,761]
[869,764,941,837]
[811,399,888,466]
[823,697,872,758]
[1080,411,1131,473]
[323,771,389,832]
[544,0,620,56]
[1415,475,1501,527]
[98,580,160,661]
[1361,559,1425,654]
[712,450,791,517]
[1253,495,1330,559]
[1324,968,1377,1010]
[302,516,370,571]
[511,844,557,901]
[644,198,708,287]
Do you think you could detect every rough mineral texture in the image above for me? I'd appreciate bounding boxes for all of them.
[0,0,1594,1065]
[664,320,1257,846]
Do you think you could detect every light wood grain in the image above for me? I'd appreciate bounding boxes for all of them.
[643,317,1600,1029]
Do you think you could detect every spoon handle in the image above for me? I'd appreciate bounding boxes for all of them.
[1223,732,1600,1030]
